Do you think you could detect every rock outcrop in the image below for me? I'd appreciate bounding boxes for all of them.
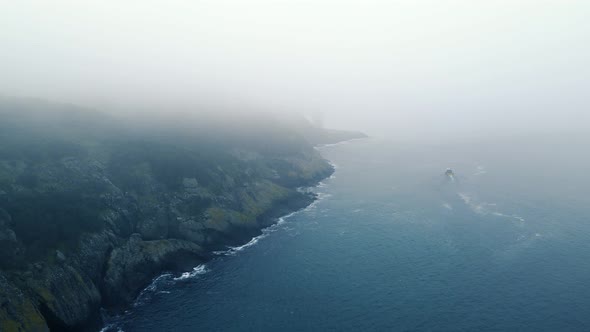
[0,98,364,331]
[0,274,48,332]
[103,235,204,306]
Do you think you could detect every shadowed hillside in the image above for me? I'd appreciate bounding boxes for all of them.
[0,98,364,331]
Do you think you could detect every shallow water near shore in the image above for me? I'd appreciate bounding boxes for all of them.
[103,136,590,331]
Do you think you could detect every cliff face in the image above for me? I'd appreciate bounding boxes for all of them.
[0,99,362,331]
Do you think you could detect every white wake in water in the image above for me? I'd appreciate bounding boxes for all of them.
[458,192,525,225]
[442,203,453,210]
[474,165,487,176]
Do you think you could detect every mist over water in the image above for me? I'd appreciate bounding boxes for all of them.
[2,1,590,139]
[104,136,590,331]
[2,1,590,330]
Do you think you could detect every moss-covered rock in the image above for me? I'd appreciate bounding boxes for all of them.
[0,97,362,330]
[102,235,204,307]
[27,265,101,330]
[0,274,48,332]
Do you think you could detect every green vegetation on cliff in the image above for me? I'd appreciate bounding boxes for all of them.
[0,97,364,331]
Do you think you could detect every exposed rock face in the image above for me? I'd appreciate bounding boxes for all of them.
[0,274,48,332]
[137,207,170,240]
[103,235,204,306]
[0,208,21,268]
[0,98,364,331]
[28,265,101,330]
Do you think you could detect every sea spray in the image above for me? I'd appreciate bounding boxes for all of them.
[174,264,209,281]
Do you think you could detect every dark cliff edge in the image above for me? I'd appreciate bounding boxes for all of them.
[0,98,365,331]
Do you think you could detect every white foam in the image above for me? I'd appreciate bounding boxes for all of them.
[459,193,490,214]
[492,212,525,223]
[314,137,364,150]
[215,151,335,256]
[173,264,208,281]
[458,193,472,204]
[214,190,332,256]
[304,193,332,212]
[99,325,125,332]
[133,273,173,307]
[142,273,172,292]
[278,211,298,222]
[442,203,453,210]
[474,165,487,176]
[328,161,339,170]
[214,234,264,256]
[214,219,283,256]
[460,193,525,225]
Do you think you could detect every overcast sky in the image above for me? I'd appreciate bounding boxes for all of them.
[1,0,589,138]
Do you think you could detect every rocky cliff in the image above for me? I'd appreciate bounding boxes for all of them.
[0,98,362,331]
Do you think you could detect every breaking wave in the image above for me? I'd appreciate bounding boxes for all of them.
[213,210,300,256]
[102,158,336,332]
[314,137,364,150]
[173,264,208,281]
[304,192,332,212]
[214,181,334,257]
[99,325,125,332]
[216,233,268,256]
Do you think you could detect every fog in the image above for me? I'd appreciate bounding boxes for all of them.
[2,0,589,139]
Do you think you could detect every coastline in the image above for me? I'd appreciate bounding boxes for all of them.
[0,99,368,331]
[100,162,336,332]
[314,136,367,150]
[99,142,350,331]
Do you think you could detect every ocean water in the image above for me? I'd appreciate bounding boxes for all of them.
[103,135,590,331]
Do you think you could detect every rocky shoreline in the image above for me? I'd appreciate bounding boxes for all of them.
[1,167,334,332]
[100,172,328,330]
[0,99,365,331]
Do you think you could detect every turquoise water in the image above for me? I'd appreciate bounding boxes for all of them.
[104,136,590,331]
